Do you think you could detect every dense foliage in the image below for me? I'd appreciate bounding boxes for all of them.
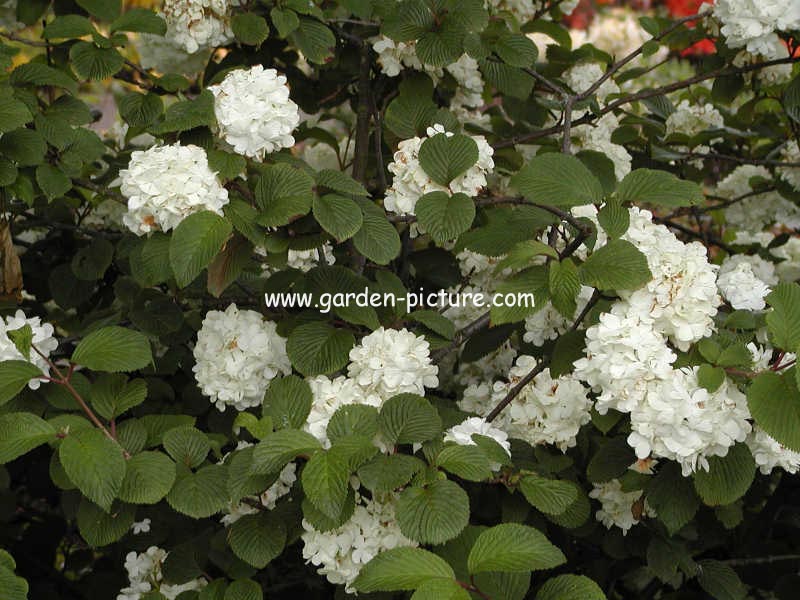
[1,0,800,598]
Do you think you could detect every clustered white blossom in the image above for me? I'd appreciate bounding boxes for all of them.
[718,165,800,231]
[257,243,336,273]
[347,327,439,399]
[523,286,595,347]
[162,0,240,54]
[118,546,206,600]
[571,7,668,64]
[709,0,800,59]
[209,65,300,159]
[384,125,494,217]
[461,357,592,451]
[119,144,229,235]
[665,100,725,138]
[130,519,151,535]
[589,478,655,535]
[304,376,382,448]
[778,141,800,191]
[0,310,58,389]
[444,416,511,469]
[716,259,771,310]
[193,304,291,411]
[301,492,416,592]
[453,342,518,390]
[222,462,298,525]
[486,0,578,23]
[747,427,800,475]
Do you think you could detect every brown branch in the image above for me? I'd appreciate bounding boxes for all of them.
[431,311,491,364]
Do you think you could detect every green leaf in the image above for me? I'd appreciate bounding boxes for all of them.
[89,374,147,420]
[110,9,167,34]
[397,479,470,544]
[646,462,699,535]
[76,498,136,547]
[490,267,546,325]
[0,563,28,600]
[418,133,479,187]
[747,370,800,452]
[224,579,263,600]
[71,237,114,280]
[519,475,578,515]
[495,33,538,67]
[693,443,756,507]
[10,63,78,93]
[207,149,246,181]
[0,360,42,405]
[312,194,363,242]
[0,128,46,166]
[353,200,401,264]
[467,523,565,574]
[616,169,704,207]
[271,7,300,38]
[232,13,269,45]
[698,364,726,393]
[302,450,351,519]
[697,560,746,600]
[289,16,335,64]
[255,163,314,227]
[580,239,651,291]
[597,199,629,239]
[166,464,229,518]
[34,163,71,201]
[150,89,216,134]
[416,192,476,245]
[0,412,55,464]
[766,283,800,351]
[251,429,321,475]
[327,404,379,444]
[511,154,603,207]
[417,27,464,67]
[129,232,172,286]
[77,0,121,20]
[119,92,164,128]
[548,260,581,318]
[315,169,369,197]
[118,451,176,504]
[60,428,126,512]
[545,482,590,529]
[228,512,287,569]
[69,42,125,80]
[411,579,470,600]
[169,211,232,287]
[163,426,210,468]
[72,326,153,373]
[43,15,95,39]
[536,575,606,600]
[353,547,455,593]
[262,375,312,430]
[586,437,635,483]
[0,94,36,134]
[438,445,492,481]
[286,322,354,376]
[407,310,456,340]
[0,158,18,185]
[357,454,425,492]
[378,393,442,445]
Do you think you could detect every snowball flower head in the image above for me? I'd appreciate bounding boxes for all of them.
[747,427,800,475]
[0,310,58,389]
[304,376,383,448]
[444,416,511,469]
[120,144,228,235]
[221,461,298,525]
[301,493,416,592]
[711,0,800,58]
[118,546,206,600]
[162,0,240,54]
[384,124,494,216]
[347,327,438,399]
[209,65,300,159]
[193,304,291,411]
[665,100,725,138]
[717,261,771,310]
[590,479,654,534]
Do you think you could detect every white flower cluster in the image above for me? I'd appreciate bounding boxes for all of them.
[461,357,592,452]
[118,546,206,600]
[778,141,800,191]
[719,165,800,231]
[162,0,240,54]
[193,304,291,411]
[384,125,494,217]
[453,341,518,390]
[665,100,725,138]
[304,376,382,448]
[301,492,416,592]
[571,7,667,64]
[222,462,298,525]
[747,427,800,475]
[523,285,595,347]
[444,416,511,469]
[120,144,229,235]
[733,231,800,283]
[257,243,336,274]
[486,0,578,23]
[710,0,800,59]
[0,310,57,389]
[717,258,772,311]
[589,478,654,535]
[456,250,511,290]
[209,65,300,159]
[347,327,439,400]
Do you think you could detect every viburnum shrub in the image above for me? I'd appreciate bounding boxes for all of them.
[3,0,800,598]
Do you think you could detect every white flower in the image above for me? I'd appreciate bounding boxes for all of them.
[348,327,438,400]
[665,100,725,138]
[444,416,511,469]
[719,165,800,231]
[589,479,654,534]
[0,310,58,389]
[120,144,229,235]
[523,286,595,347]
[222,461,298,525]
[778,140,800,191]
[130,519,151,535]
[162,0,240,54]
[371,36,441,79]
[570,8,668,65]
[209,65,300,159]
[305,376,383,448]
[453,341,518,390]
[301,493,416,592]
[384,125,494,217]
[627,367,752,476]
[192,304,291,412]
[447,54,485,109]
[257,243,336,273]
[711,0,800,59]
[747,426,800,474]
[717,260,771,310]
[564,62,620,102]
[456,250,511,289]
[118,546,206,600]
[135,33,210,75]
